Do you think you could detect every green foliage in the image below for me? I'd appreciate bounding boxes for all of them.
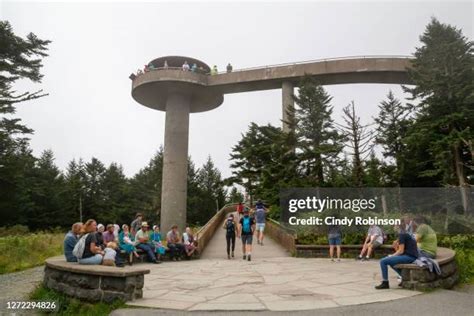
[0,232,63,274]
[403,17,474,187]
[439,235,474,284]
[294,76,343,186]
[30,285,125,316]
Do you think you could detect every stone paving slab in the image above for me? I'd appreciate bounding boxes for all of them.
[127,257,422,311]
[127,213,421,311]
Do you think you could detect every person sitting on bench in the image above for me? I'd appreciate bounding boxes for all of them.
[166,225,185,261]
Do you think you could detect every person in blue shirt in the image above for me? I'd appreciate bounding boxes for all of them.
[151,225,166,261]
[64,222,82,262]
[253,200,269,246]
[375,223,418,289]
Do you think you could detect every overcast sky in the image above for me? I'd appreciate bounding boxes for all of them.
[1,0,472,180]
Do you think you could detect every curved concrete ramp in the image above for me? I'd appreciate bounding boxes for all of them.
[200,212,289,259]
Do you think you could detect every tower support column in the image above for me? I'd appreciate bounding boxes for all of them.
[282,81,294,133]
[161,93,190,233]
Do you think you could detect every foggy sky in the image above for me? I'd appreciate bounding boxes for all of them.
[1,0,472,180]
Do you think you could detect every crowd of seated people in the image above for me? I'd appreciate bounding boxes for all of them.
[63,213,198,267]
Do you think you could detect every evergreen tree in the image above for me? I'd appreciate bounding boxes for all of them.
[19,150,65,229]
[101,163,130,224]
[0,21,50,226]
[129,148,163,222]
[293,76,343,186]
[196,156,227,221]
[374,91,412,185]
[227,187,244,204]
[404,18,473,212]
[63,158,87,223]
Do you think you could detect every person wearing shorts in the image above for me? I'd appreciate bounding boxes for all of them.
[238,209,255,261]
[357,225,384,261]
[328,224,342,262]
[254,200,268,246]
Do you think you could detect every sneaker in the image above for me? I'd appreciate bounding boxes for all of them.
[177,257,181,261]
[337,259,341,262]
[243,255,246,260]
[257,240,260,245]
[231,251,234,258]
[362,257,370,261]
[247,255,251,261]
[356,255,362,260]
[228,254,231,260]
[153,260,162,264]
[331,258,335,262]
[261,241,264,246]
[375,281,389,289]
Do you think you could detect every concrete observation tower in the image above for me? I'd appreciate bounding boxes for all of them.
[131,56,223,232]
[131,55,412,232]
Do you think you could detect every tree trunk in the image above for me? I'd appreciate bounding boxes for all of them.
[453,144,469,215]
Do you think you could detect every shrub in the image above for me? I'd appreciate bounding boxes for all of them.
[439,234,474,284]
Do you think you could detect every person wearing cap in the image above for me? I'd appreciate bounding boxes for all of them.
[131,213,143,236]
[103,224,117,244]
[166,225,185,261]
[238,208,256,261]
[135,222,161,264]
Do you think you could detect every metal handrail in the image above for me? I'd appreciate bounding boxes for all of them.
[133,55,414,79]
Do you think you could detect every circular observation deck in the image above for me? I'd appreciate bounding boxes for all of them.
[131,56,223,113]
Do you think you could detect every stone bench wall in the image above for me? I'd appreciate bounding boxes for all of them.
[43,258,149,302]
[396,248,458,290]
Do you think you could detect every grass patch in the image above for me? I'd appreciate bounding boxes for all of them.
[0,232,64,274]
[30,285,126,315]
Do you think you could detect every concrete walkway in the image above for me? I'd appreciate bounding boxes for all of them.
[126,216,420,311]
[200,213,289,259]
[113,287,474,316]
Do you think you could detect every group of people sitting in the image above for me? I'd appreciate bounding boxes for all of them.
[135,60,233,77]
[326,215,438,289]
[63,213,198,267]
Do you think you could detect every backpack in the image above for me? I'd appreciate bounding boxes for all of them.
[73,233,89,259]
[242,217,251,233]
[226,219,235,234]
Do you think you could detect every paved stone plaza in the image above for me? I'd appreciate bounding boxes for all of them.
[128,221,421,311]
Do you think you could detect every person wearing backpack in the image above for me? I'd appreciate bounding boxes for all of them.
[223,213,237,259]
[76,219,104,265]
[238,208,255,261]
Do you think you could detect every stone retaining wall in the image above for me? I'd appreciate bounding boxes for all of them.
[44,257,149,302]
[295,244,394,258]
[265,220,297,254]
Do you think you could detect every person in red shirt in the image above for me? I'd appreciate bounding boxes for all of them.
[236,202,244,219]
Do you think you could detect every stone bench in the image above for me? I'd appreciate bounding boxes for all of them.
[44,257,150,302]
[395,247,458,290]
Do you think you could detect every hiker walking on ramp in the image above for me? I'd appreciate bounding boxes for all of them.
[223,213,237,259]
[238,208,255,261]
